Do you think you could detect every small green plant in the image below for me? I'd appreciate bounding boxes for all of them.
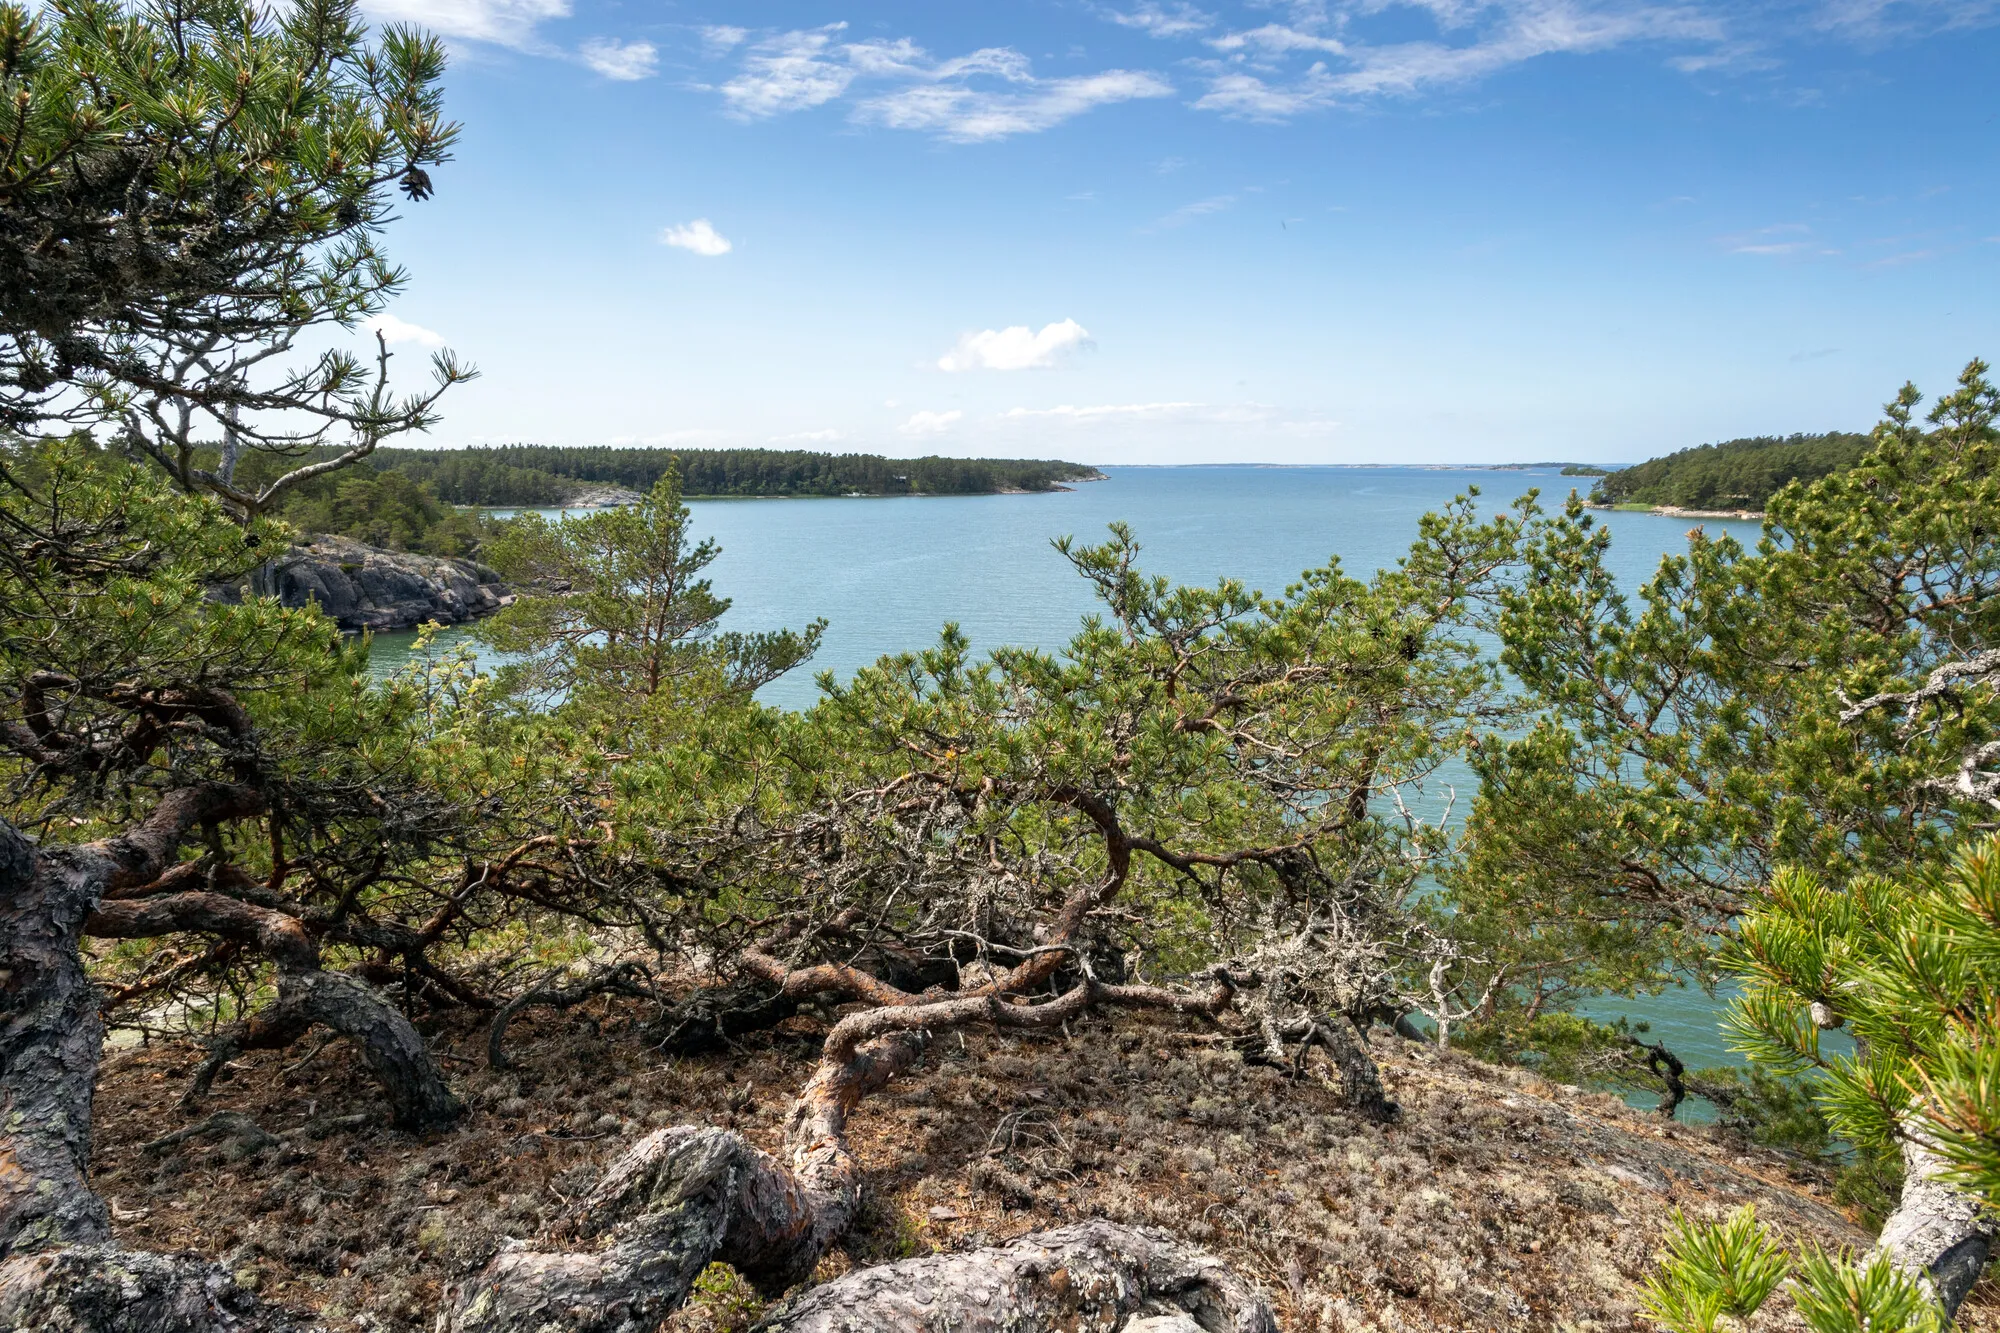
[1789,1250,1945,1333]
[1640,1206,1790,1332]
[680,1262,763,1333]
[1641,1205,1944,1333]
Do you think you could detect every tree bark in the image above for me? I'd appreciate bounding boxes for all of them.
[87,889,463,1130]
[752,1221,1277,1333]
[1874,1134,1995,1322]
[0,794,304,1332]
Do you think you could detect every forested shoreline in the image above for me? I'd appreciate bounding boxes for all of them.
[369,444,1105,504]
[1589,430,1871,510]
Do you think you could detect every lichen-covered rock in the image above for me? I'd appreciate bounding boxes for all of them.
[213,536,511,632]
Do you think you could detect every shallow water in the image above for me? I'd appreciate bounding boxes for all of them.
[367,465,1762,1082]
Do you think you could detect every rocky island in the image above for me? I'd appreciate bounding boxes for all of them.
[211,535,512,632]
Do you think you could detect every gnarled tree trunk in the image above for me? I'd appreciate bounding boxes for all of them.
[86,885,462,1130]
[1874,1134,1995,1322]
[0,792,304,1332]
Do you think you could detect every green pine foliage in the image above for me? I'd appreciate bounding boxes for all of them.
[1590,432,1871,511]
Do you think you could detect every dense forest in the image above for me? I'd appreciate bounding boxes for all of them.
[369,445,1105,504]
[1589,430,1871,510]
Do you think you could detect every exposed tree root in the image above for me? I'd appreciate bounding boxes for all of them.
[87,888,462,1130]
[448,979,1277,1332]
[0,1244,300,1333]
[751,1220,1278,1333]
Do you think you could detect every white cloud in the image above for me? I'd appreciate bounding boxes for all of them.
[714,27,1172,140]
[364,313,446,348]
[772,429,845,443]
[1102,2,1215,37]
[1195,1,1730,118]
[580,36,657,80]
[722,25,859,117]
[899,409,963,435]
[659,219,733,256]
[1209,23,1347,53]
[701,25,748,53]
[857,70,1172,141]
[358,0,569,50]
[938,319,1092,373]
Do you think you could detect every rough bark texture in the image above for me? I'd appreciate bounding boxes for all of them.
[0,821,112,1257]
[1874,1135,1996,1321]
[0,794,305,1332]
[0,1243,298,1333]
[447,1029,921,1333]
[750,1221,1278,1333]
[443,1126,816,1333]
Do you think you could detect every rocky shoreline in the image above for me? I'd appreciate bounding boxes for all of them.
[1589,501,1765,521]
[211,535,512,633]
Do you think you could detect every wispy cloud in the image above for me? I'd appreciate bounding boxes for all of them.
[579,36,657,80]
[1188,1,1729,118]
[900,409,964,434]
[720,25,860,116]
[1814,0,2000,38]
[360,0,657,78]
[859,71,1173,142]
[1102,2,1215,37]
[701,25,748,53]
[364,313,446,348]
[1209,23,1347,54]
[360,0,570,50]
[1719,222,1818,256]
[660,219,733,256]
[711,26,1171,140]
[1155,193,1237,227]
[939,320,1093,372]
[772,429,845,443]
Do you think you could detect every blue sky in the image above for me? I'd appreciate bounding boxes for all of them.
[354,0,2000,464]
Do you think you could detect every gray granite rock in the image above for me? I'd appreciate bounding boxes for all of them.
[212,535,512,632]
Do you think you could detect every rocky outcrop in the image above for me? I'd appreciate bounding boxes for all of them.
[212,535,511,632]
[564,485,644,508]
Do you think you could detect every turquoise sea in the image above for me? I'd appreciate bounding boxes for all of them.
[367,464,1762,1081]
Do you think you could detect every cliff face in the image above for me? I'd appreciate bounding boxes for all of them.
[213,535,511,632]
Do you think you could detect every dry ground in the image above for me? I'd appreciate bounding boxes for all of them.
[90,1000,1999,1332]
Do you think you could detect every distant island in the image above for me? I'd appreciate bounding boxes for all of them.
[1485,461,1618,473]
[367,445,1105,506]
[1588,431,1871,516]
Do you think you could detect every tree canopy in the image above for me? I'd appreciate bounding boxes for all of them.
[1590,431,1871,511]
[0,0,470,514]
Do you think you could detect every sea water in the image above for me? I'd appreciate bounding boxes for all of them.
[367,465,1762,1078]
